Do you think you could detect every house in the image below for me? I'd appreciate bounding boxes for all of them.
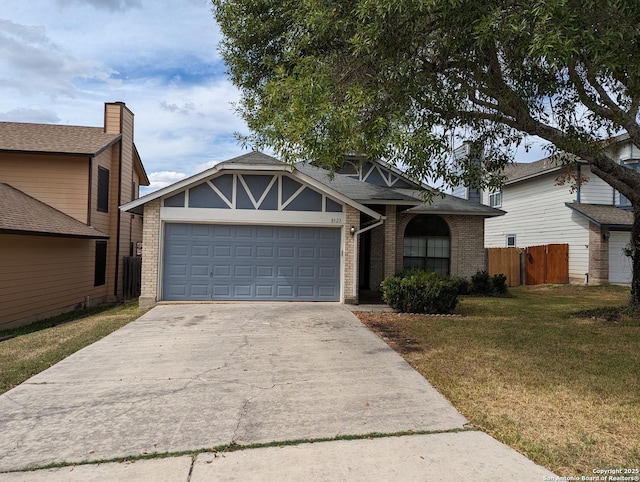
[0,102,150,329]
[121,152,503,308]
[453,139,635,285]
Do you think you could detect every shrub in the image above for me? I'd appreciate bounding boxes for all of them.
[451,276,471,296]
[470,270,509,296]
[471,270,493,295]
[491,273,508,294]
[381,270,459,313]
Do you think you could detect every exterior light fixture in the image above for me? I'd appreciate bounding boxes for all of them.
[350,226,356,235]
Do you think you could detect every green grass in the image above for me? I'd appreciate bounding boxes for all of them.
[0,302,144,394]
[356,285,640,476]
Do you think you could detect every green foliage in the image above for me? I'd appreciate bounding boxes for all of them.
[212,0,640,304]
[451,276,471,296]
[470,270,509,296]
[381,270,459,314]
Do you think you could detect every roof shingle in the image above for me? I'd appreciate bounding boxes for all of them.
[0,122,120,155]
[0,183,109,238]
[566,203,633,228]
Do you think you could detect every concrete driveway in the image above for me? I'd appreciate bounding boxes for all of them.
[0,303,554,480]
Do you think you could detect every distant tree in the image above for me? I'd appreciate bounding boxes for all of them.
[213,0,640,306]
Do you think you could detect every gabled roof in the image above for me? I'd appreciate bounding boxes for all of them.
[402,190,506,216]
[120,151,382,219]
[121,151,503,218]
[0,122,121,156]
[295,162,421,204]
[566,203,633,229]
[297,161,504,216]
[219,151,285,166]
[0,183,109,239]
[502,155,580,184]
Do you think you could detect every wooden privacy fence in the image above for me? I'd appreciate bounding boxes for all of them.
[123,256,142,300]
[486,243,569,286]
[487,247,522,286]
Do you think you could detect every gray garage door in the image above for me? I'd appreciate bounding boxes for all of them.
[163,223,341,301]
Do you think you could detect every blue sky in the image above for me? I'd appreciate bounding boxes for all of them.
[0,0,546,194]
[0,0,250,192]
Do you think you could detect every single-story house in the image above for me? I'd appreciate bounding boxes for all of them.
[121,152,503,308]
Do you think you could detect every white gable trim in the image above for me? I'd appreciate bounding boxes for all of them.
[121,162,382,220]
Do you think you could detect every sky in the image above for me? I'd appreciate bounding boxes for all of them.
[0,0,251,193]
[0,0,547,194]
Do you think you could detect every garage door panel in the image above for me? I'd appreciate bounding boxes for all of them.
[234,285,252,296]
[298,266,316,278]
[214,246,231,257]
[235,265,253,277]
[163,224,340,301]
[212,285,231,296]
[255,285,274,297]
[609,232,632,284]
[256,266,274,277]
[190,285,209,297]
[190,264,209,276]
[191,245,210,257]
[278,247,295,258]
[256,246,274,258]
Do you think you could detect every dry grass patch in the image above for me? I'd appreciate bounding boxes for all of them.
[0,302,144,394]
[356,285,639,476]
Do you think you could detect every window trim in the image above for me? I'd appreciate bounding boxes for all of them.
[489,190,502,208]
[506,234,516,247]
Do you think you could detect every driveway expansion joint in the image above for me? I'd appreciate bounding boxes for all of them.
[0,427,480,475]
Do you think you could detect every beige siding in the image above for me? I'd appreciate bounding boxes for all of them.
[0,234,110,329]
[0,153,89,223]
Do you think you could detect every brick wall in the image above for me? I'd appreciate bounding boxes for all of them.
[396,213,486,278]
[446,215,486,279]
[369,225,385,290]
[588,222,608,285]
[383,205,397,279]
[139,198,160,309]
[344,205,360,303]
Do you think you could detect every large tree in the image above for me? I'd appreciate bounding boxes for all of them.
[213,0,640,306]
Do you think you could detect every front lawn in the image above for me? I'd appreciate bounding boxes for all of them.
[356,285,639,477]
[0,302,144,395]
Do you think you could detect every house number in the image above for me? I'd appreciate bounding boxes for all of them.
[330,218,343,224]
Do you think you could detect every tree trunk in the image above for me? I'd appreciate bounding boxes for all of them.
[631,207,640,307]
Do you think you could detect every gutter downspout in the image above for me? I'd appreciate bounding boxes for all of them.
[351,218,385,302]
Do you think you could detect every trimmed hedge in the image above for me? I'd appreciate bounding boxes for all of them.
[381,270,459,314]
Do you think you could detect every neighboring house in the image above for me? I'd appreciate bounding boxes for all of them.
[0,102,150,329]
[454,137,635,285]
[121,152,503,308]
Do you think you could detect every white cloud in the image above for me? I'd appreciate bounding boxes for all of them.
[0,106,60,123]
[0,19,115,97]
[55,0,142,10]
[0,0,252,181]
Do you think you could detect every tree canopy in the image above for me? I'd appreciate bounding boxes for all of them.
[213,0,640,304]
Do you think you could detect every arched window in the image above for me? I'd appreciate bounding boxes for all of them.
[403,215,451,275]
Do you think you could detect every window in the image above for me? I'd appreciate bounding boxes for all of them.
[97,167,109,212]
[619,162,638,207]
[94,241,107,286]
[489,190,502,207]
[131,181,137,202]
[403,215,451,275]
[506,234,516,247]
